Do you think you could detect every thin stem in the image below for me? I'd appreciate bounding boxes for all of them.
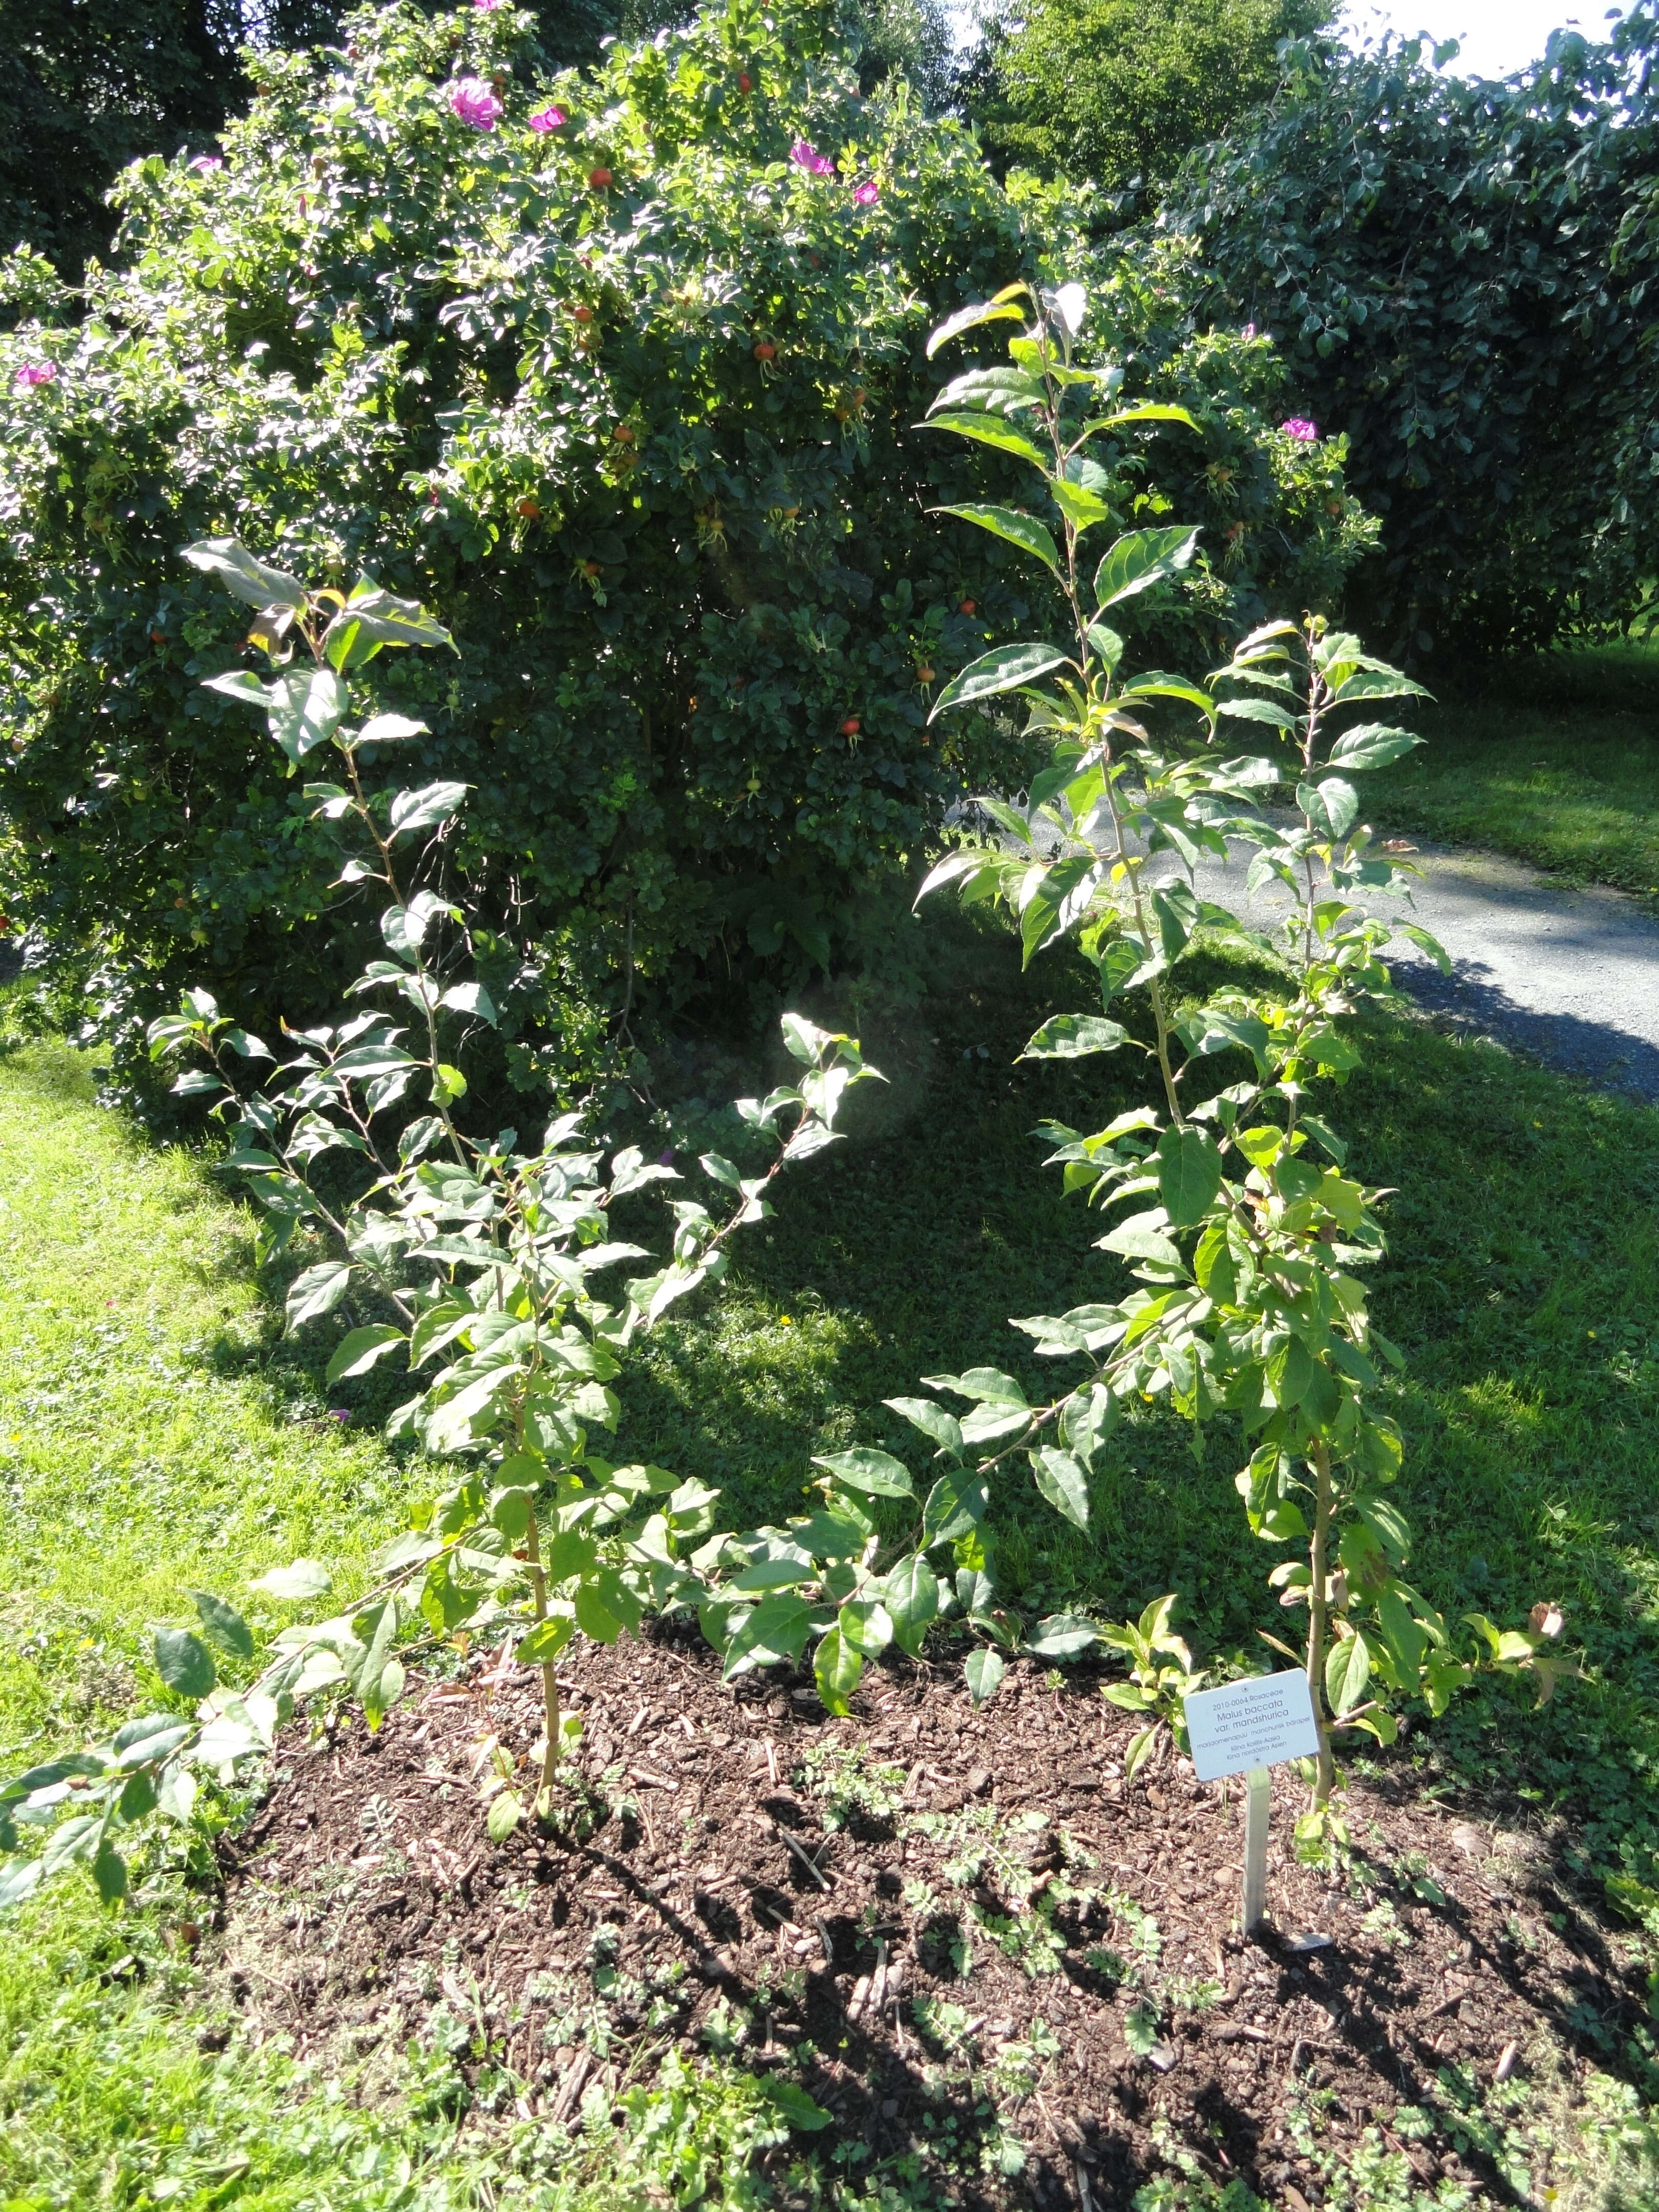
[521,1508,561,1806]
[1306,1441,1336,1803]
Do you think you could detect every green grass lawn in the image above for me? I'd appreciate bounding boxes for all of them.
[1368,639,1659,899]
[7,909,1659,2205]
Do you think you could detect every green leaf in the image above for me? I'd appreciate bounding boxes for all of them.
[356,713,429,746]
[1049,476,1114,534]
[389,781,469,837]
[1092,526,1200,611]
[1098,1216,1184,1273]
[1032,1447,1090,1530]
[965,1646,1006,1707]
[930,642,1072,720]
[1020,1013,1128,1061]
[755,2077,833,2131]
[1027,1612,1099,1659]
[839,1596,895,1655]
[1156,1126,1224,1227]
[249,1559,331,1602]
[92,1846,129,1903]
[1267,1335,1314,1408]
[722,1591,816,1677]
[154,1627,216,1699]
[265,667,347,764]
[932,503,1059,573]
[814,1627,863,1716]
[928,366,1047,415]
[882,1557,940,1658]
[1218,696,1300,730]
[1297,775,1360,838]
[182,537,308,611]
[325,1325,406,1385]
[189,1591,253,1660]
[573,1580,625,1644]
[884,1396,964,1457]
[487,1790,524,1843]
[921,411,1050,470]
[1328,723,1423,772]
[811,1449,915,1499]
[926,296,1027,358]
[922,1467,988,1544]
[1325,1629,1372,1715]
[1328,667,1429,706]
[286,1261,354,1329]
[520,1612,575,1665]
[1080,401,1200,439]
[322,583,454,670]
[0,1857,46,1911]
[1375,1586,1426,1682]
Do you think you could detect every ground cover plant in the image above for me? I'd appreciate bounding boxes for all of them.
[0,0,1370,1101]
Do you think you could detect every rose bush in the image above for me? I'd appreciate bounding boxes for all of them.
[0,0,1371,1103]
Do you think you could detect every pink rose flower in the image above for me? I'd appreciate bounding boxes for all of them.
[850,178,879,206]
[1242,321,1257,339]
[450,77,504,130]
[1281,416,1318,442]
[790,137,834,177]
[190,155,223,173]
[474,0,505,9]
[13,362,56,388]
[528,102,566,132]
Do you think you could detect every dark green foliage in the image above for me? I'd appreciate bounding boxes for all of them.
[0,0,342,283]
[1169,19,1659,654]
[964,0,1330,192]
[0,0,1365,1103]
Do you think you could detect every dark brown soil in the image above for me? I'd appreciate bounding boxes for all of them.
[220,1624,1646,2208]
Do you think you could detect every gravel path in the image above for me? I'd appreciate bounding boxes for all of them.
[1170,836,1659,1101]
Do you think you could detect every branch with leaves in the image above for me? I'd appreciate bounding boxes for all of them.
[0,542,883,1904]
[888,281,1569,1838]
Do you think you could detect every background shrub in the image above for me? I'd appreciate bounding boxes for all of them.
[0,0,1368,1102]
[1167,18,1659,655]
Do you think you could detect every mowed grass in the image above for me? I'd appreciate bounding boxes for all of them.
[6,910,1659,2198]
[1369,639,1659,900]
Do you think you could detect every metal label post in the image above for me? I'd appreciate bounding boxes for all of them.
[1242,1764,1271,1937]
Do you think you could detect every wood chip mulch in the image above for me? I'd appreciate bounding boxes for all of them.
[216,1623,1647,2208]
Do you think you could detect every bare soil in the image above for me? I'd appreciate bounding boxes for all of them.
[218,1622,1646,2208]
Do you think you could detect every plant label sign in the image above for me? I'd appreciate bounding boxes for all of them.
[1182,1670,1320,1783]
[1182,1672,1321,1938]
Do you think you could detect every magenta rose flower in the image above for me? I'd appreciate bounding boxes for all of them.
[473,0,506,10]
[850,178,879,206]
[1281,417,1319,442]
[529,102,566,133]
[789,137,834,177]
[450,77,504,130]
[13,362,57,388]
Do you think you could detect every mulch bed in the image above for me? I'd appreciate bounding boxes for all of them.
[218,1622,1646,2208]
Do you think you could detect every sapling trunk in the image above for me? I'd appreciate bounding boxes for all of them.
[521,1512,561,1805]
[1306,1441,1336,1802]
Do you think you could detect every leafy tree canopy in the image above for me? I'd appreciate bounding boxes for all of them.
[964,0,1330,191]
[1167,18,1659,652]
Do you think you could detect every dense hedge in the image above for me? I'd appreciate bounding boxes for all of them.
[1169,20,1659,654]
[0,0,1370,1097]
